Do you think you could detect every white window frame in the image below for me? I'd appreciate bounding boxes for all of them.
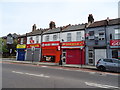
[45,35,49,42]
[98,30,105,40]
[36,36,39,43]
[76,32,81,41]
[115,29,120,39]
[67,33,71,42]
[53,35,57,41]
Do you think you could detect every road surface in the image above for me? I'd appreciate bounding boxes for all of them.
[2,61,120,89]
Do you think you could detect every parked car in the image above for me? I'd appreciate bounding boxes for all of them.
[96,58,120,72]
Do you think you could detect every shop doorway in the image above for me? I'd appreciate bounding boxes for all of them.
[88,49,94,65]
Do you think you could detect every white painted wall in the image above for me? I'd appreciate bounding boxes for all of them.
[43,33,60,42]
[61,30,85,42]
[27,35,41,44]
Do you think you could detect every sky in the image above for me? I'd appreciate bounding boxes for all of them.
[0,0,119,37]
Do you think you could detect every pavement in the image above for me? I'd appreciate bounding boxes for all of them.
[2,58,96,70]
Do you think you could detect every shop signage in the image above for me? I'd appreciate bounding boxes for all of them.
[16,44,26,49]
[62,41,85,46]
[27,44,40,48]
[42,41,60,47]
[110,40,120,48]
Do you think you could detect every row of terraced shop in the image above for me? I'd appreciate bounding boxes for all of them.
[16,15,120,66]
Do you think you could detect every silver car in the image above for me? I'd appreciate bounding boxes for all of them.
[96,58,120,72]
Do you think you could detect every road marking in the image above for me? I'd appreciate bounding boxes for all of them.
[89,72,96,74]
[85,82,119,89]
[12,71,50,78]
[12,71,24,74]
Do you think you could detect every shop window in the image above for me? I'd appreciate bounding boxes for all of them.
[115,29,120,39]
[43,56,55,62]
[67,33,71,42]
[76,32,81,41]
[53,35,57,41]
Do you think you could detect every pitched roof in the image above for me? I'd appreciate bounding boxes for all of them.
[17,34,26,38]
[62,24,86,32]
[87,18,120,28]
[42,27,60,34]
[88,20,107,28]
[108,18,120,26]
[27,29,42,36]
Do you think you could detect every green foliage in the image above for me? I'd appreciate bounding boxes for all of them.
[0,38,2,53]
[0,38,9,53]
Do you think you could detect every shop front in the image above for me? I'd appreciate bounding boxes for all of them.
[61,41,85,65]
[110,39,120,60]
[16,44,26,61]
[41,41,61,63]
[26,44,41,62]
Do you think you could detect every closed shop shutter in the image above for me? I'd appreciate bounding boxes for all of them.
[95,49,106,65]
[66,49,81,64]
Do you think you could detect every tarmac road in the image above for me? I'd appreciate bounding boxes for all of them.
[2,61,120,89]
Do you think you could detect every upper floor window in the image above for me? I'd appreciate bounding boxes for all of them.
[21,38,23,44]
[67,33,71,42]
[115,29,120,39]
[98,31,105,40]
[76,32,81,41]
[36,36,39,43]
[45,35,49,42]
[53,35,57,41]
[89,31,94,36]
[29,37,34,44]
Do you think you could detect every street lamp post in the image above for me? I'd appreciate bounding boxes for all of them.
[31,46,35,63]
[80,46,83,68]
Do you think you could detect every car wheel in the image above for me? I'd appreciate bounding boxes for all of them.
[98,66,106,71]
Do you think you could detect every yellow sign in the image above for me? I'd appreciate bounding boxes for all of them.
[17,44,26,49]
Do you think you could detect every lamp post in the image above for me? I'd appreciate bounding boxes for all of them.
[31,46,35,62]
[40,30,43,62]
[80,46,83,68]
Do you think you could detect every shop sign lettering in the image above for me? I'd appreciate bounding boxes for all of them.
[27,44,40,48]
[62,41,85,46]
[17,44,26,49]
[42,41,60,47]
[110,40,120,46]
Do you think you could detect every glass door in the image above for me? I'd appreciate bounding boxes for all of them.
[88,49,94,65]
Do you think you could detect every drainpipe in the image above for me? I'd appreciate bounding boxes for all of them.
[104,19,109,58]
[40,30,43,62]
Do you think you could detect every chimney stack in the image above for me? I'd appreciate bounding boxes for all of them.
[49,21,56,29]
[32,24,36,32]
[88,14,94,23]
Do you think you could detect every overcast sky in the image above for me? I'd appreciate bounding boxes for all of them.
[1,0,119,37]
